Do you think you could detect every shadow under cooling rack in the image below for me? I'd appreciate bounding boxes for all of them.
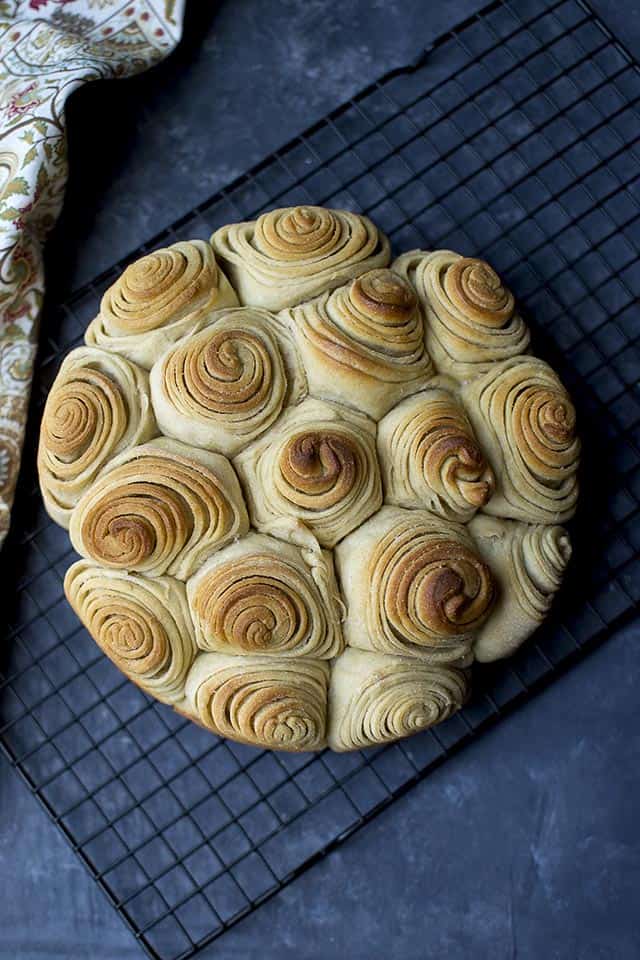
[2,0,640,957]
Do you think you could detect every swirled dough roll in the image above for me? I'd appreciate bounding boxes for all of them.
[211,206,390,310]
[85,240,238,367]
[328,648,470,751]
[281,268,433,419]
[461,356,580,522]
[377,386,494,521]
[187,532,343,658]
[393,250,529,379]
[335,505,495,663]
[183,653,329,751]
[150,307,306,456]
[37,347,156,527]
[234,397,382,547]
[469,515,571,662]
[65,560,196,704]
[69,437,249,580]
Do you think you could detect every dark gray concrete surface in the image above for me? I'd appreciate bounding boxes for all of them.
[2,1,640,957]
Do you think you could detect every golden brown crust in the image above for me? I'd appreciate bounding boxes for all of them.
[39,218,578,754]
[443,257,515,326]
[462,356,580,522]
[69,437,248,579]
[335,506,495,663]
[234,398,382,548]
[211,206,390,310]
[104,241,218,336]
[184,653,329,751]
[187,532,343,658]
[150,307,306,456]
[281,268,433,418]
[64,560,196,704]
[37,347,156,527]
[85,240,238,367]
[393,249,529,378]
[377,387,494,521]
[372,528,492,639]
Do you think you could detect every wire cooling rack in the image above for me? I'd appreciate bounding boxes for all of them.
[2,0,639,957]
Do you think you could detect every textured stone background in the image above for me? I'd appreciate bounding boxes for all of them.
[2,1,640,957]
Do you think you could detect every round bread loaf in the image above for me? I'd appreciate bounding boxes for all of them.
[39,205,578,752]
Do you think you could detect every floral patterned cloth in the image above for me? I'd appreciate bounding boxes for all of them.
[0,0,185,546]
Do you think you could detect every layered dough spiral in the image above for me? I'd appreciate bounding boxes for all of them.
[69,437,249,580]
[187,532,343,658]
[335,506,495,663]
[462,356,580,523]
[393,250,530,378]
[377,386,494,522]
[183,654,329,751]
[65,560,196,704]
[211,206,390,310]
[234,397,382,547]
[281,268,433,419]
[150,307,306,456]
[37,347,156,527]
[469,515,572,661]
[328,648,470,751]
[85,240,238,367]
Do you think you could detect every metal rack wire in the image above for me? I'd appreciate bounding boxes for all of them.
[1,0,639,956]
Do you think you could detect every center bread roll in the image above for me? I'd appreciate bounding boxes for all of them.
[234,397,382,548]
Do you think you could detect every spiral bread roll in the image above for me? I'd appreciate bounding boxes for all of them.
[377,386,494,522]
[393,250,530,379]
[234,397,382,548]
[211,206,390,311]
[37,347,156,527]
[65,560,196,704]
[469,515,572,662]
[187,532,343,658]
[335,506,495,663]
[69,437,249,580]
[85,240,238,367]
[328,648,470,751]
[281,268,433,419]
[183,654,329,751]
[461,356,580,523]
[150,307,306,456]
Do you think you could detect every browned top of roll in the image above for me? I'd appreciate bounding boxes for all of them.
[445,258,515,328]
[381,536,494,638]
[255,206,342,261]
[278,431,358,509]
[349,269,417,325]
[100,240,218,336]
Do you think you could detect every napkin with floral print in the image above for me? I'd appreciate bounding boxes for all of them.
[0,0,185,547]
